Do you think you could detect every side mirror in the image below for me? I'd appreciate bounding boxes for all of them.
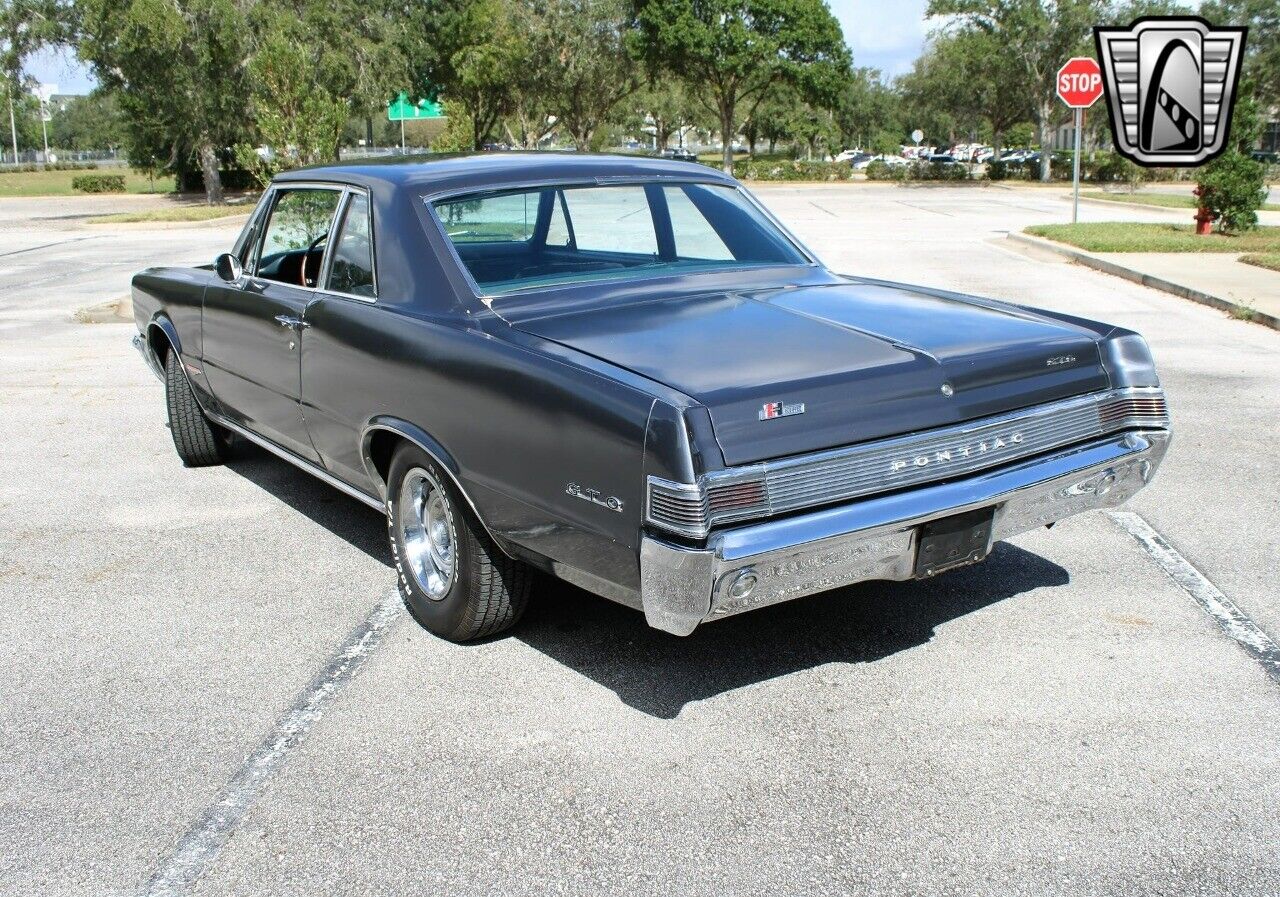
[215,252,243,283]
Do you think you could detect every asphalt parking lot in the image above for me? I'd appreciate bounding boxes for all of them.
[2,183,1278,897]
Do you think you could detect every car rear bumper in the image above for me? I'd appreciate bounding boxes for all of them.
[639,429,1170,635]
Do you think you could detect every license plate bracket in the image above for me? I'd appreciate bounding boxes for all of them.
[914,507,995,578]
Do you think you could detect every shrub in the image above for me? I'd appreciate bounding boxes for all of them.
[71,174,127,193]
[910,161,969,181]
[1195,151,1268,233]
[864,160,904,181]
[736,159,852,181]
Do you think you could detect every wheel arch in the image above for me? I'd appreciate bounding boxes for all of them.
[360,417,511,556]
[146,315,182,367]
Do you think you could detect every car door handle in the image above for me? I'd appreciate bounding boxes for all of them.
[274,315,309,330]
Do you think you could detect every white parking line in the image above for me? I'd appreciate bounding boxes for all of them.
[1109,510,1280,685]
[138,591,404,897]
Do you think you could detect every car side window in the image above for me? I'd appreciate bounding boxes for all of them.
[326,193,376,299]
[256,188,343,287]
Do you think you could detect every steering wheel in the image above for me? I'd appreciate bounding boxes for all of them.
[300,233,328,287]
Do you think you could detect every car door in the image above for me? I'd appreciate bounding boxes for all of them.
[201,184,345,462]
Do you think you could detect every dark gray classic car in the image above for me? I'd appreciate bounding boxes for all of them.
[131,154,1170,640]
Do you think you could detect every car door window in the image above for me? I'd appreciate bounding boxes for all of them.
[255,188,343,287]
[326,192,376,299]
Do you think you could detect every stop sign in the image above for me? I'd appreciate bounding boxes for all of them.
[1057,57,1104,108]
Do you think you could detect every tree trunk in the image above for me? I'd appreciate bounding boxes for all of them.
[197,141,223,205]
[1036,106,1052,182]
[366,117,374,150]
[720,101,735,175]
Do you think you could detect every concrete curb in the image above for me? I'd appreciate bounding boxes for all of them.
[1006,231,1280,331]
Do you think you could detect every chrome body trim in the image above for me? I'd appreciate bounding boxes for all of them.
[208,412,386,512]
[135,324,386,512]
[639,428,1170,635]
[646,387,1169,539]
[423,180,819,302]
[133,332,164,381]
[358,422,512,556]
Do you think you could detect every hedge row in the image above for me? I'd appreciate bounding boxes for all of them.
[865,160,970,181]
[736,160,852,181]
[72,174,127,193]
[4,161,101,172]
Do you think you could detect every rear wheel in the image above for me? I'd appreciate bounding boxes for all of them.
[164,349,229,467]
[386,444,530,641]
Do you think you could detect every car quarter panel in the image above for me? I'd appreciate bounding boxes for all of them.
[299,297,658,594]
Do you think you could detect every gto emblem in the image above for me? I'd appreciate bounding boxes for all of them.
[566,483,624,512]
[1046,355,1076,367]
[890,433,1024,472]
[759,401,805,420]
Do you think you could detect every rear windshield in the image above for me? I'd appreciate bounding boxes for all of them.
[431,182,808,295]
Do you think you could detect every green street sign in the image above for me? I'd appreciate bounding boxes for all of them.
[387,92,444,121]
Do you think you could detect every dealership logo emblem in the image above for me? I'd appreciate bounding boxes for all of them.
[1094,17,1247,166]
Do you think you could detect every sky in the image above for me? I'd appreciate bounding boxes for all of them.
[23,0,932,96]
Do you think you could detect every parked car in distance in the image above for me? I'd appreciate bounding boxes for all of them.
[844,152,873,168]
[657,147,698,163]
[131,153,1170,641]
[855,153,910,169]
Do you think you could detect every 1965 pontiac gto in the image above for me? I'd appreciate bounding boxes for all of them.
[131,154,1170,640]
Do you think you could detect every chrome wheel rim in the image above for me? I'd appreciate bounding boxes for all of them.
[397,467,457,601]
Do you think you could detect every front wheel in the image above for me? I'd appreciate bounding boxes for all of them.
[164,349,229,467]
[386,444,530,641]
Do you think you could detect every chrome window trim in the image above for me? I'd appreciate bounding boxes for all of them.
[646,387,1170,539]
[247,182,349,289]
[317,186,378,304]
[422,179,820,303]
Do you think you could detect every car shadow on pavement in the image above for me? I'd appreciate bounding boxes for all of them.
[225,444,392,567]
[223,443,1068,720]
[515,542,1069,719]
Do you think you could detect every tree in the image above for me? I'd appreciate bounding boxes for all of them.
[0,0,76,159]
[48,90,125,151]
[634,0,851,174]
[631,83,697,150]
[233,28,350,186]
[928,0,1104,181]
[78,0,251,202]
[900,29,1028,160]
[528,0,638,151]
[834,67,900,152]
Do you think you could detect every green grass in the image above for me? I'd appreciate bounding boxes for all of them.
[89,203,254,224]
[1240,253,1280,273]
[0,167,174,197]
[1081,190,1280,212]
[1024,222,1280,253]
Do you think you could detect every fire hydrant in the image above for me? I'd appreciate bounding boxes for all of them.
[1192,185,1214,235]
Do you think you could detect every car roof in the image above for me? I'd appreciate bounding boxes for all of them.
[274,151,736,197]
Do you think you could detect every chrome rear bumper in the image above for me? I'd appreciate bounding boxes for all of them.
[639,429,1169,635]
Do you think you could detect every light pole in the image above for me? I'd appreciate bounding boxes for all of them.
[6,82,18,164]
[35,84,55,163]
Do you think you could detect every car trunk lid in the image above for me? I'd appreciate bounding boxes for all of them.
[512,280,1109,466]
